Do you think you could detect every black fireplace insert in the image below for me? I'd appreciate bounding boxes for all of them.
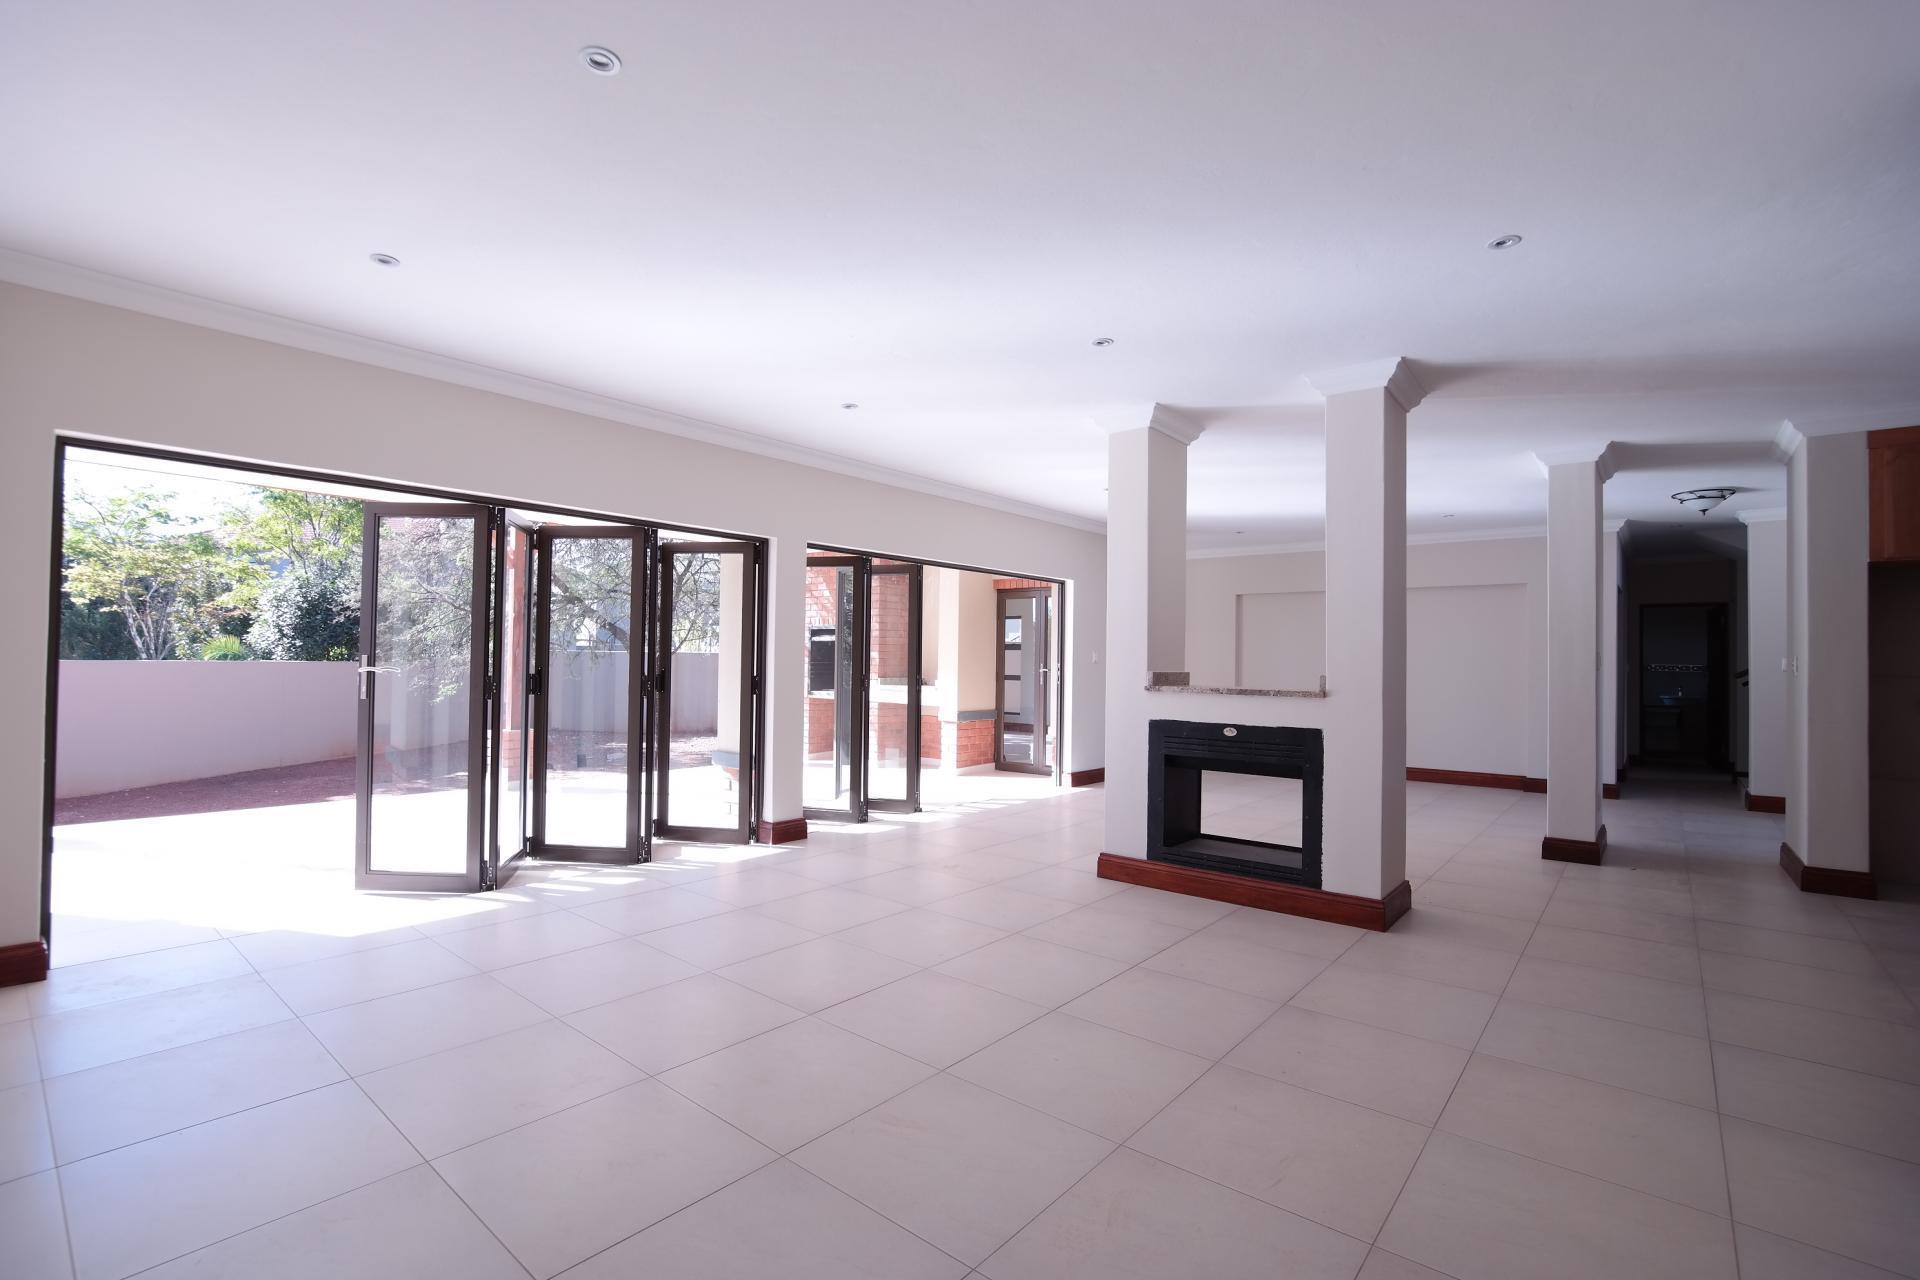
[1147,719,1323,888]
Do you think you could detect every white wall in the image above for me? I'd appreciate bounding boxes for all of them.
[1188,536,1550,778]
[1744,515,1789,800]
[0,281,1107,951]
[55,660,358,798]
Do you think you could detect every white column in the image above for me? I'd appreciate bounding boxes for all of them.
[1538,447,1611,859]
[1309,360,1422,899]
[1740,508,1789,807]
[757,524,808,834]
[1784,429,1871,879]
[1601,522,1623,792]
[1100,405,1201,857]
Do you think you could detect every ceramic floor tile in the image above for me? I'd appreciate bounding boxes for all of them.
[489,936,699,1016]
[818,970,1046,1067]
[995,864,1129,906]
[753,886,909,932]
[427,911,624,972]
[1733,1224,1910,1280]
[1377,1131,1737,1280]
[564,972,802,1073]
[1093,885,1239,930]
[1060,967,1277,1058]
[1021,905,1192,963]
[301,974,548,1075]
[1525,924,1701,986]
[1502,955,1708,1037]
[27,941,253,1017]
[1700,949,1916,1024]
[43,1019,344,1163]
[1436,1053,1727,1214]
[1538,898,1701,947]
[138,1164,526,1280]
[358,1019,643,1158]
[1291,965,1498,1050]
[834,908,1009,967]
[33,976,292,1078]
[1694,919,1881,975]
[0,1170,73,1280]
[933,935,1130,1008]
[926,885,1080,932]
[0,1081,53,1182]
[643,909,821,969]
[685,867,825,908]
[852,867,990,907]
[569,886,736,935]
[950,1011,1211,1140]
[1415,877,1552,922]
[1,1018,40,1087]
[1337,930,1522,995]
[980,1147,1367,1280]
[1704,989,1920,1084]
[1197,908,1367,960]
[659,1017,934,1152]
[1712,1041,1920,1164]
[1722,1116,1920,1276]
[1386,904,1537,953]
[716,936,918,1013]
[563,1158,967,1280]
[1136,929,1330,1002]
[226,924,426,973]
[791,1073,1112,1267]
[433,1080,774,1279]
[1357,1249,1457,1280]
[1224,1005,1470,1124]
[1128,1063,1429,1241]
[1478,998,1717,1108]
[59,1081,420,1280]
[258,938,480,1015]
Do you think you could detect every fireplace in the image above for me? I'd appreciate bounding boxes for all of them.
[1147,719,1323,888]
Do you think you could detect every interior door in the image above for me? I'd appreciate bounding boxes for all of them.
[865,560,922,811]
[355,503,493,892]
[995,586,1053,775]
[802,554,867,821]
[489,513,538,887]
[533,527,646,863]
[656,541,759,842]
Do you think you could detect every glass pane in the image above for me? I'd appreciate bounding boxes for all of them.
[543,536,635,848]
[665,549,748,832]
[803,561,858,812]
[867,566,914,802]
[368,514,477,875]
[495,523,533,863]
[999,595,1039,765]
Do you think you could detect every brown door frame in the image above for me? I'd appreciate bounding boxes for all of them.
[994,585,1055,775]
[802,554,869,823]
[865,560,923,813]
[655,540,761,843]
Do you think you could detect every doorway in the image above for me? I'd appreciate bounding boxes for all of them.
[801,552,923,820]
[995,585,1054,774]
[1637,602,1730,768]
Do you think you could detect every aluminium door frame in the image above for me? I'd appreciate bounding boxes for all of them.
[487,510,540,888]
[994,585,1054,775]
[865,559,923,813]
[531,524,648,864]
[801,554,870,824]
[354,501,494,893]
[655,539,761,844]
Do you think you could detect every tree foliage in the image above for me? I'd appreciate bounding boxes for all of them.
[62,487,256,661]
[246,565,360,661]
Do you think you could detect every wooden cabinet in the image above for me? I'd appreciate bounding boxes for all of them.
[1869,426,1920,562]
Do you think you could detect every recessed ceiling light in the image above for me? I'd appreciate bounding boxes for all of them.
[1486,234,1523,250]
[1442,513,1455,519]
[579,46,622,75]
[368,253,401,267]
[840,402,860,410]
[1091,337,1115,347]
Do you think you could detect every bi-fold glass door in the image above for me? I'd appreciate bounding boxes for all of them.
[996,585,1054,775]
[656,541,761,843]
[801,552,922,821]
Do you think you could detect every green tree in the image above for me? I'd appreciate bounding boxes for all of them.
[247,565,360,661]
[62,486,254,660]
[199,634,251,661]
[221,490,362,612]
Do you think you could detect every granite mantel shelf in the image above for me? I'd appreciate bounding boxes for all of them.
[1143,679,1329,699]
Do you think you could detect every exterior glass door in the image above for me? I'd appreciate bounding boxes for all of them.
[865,561,922,811]
[490,514,537,886]
[656,541,758,842]
[534,527,645,862]
[803,555,866,820]
[355,503,492,892]
[996,586,1053,775]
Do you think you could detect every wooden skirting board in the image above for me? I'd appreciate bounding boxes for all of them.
[1069,768,1106,787]
[0,938,48,988]
[756,817,809,845]
[1780,842,1877,899]
[1542,825,1608,865]
[1744,791,1786,814]
[1097,853,1410,931]
[1406,767,1547,793]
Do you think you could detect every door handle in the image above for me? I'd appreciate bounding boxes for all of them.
[358,664,400,700]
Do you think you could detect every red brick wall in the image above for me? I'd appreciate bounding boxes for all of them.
[992,578,1052,591]
[869,571,909,680]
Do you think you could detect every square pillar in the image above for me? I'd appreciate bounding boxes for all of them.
[1538,449,1610,862]
[1739,508,1789,810]
[1310,360,1422,899]
[1601,522,1624,794]
[756,525,809,841]
[1783,429,1872,894]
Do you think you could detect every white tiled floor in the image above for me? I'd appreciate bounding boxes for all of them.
[7,774,1920,1278]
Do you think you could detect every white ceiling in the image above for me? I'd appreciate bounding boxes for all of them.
[4,1,1918,547]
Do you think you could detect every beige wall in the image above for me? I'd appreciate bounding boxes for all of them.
[0,281,1107,950]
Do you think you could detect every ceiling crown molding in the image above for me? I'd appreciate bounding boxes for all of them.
[1781,405,1920,440]
[1092,403,1206,445]
[1305,357,1427,413]
[1771,420,1805,462]
[0,247,1106,535]
[1530,442,1618,482]
[1737,506,1787,525]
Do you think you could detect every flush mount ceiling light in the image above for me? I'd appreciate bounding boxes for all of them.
[368,253,401,267]
[579,46,622,75]
[1091,337,1115,347]
[1672,487,1736,515]
[1487,234,1523,250]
